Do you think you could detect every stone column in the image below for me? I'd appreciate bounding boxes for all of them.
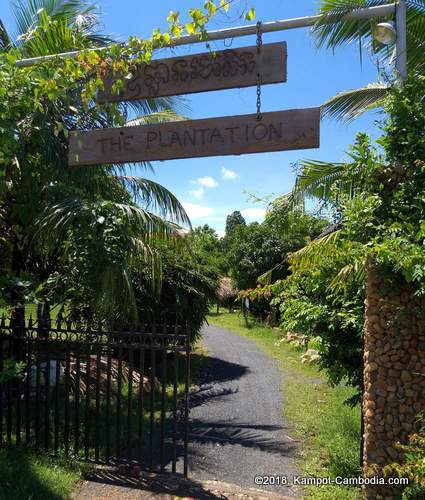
[363,266,425,498]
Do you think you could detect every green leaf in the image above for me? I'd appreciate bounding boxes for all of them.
[220,0,229,13]
[186,22,196,35]
[245,7,255,21]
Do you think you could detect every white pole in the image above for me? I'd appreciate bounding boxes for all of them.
[395,0,407,82]
[15,3,396,68]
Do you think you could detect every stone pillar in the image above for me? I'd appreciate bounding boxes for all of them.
[363,266,425,498]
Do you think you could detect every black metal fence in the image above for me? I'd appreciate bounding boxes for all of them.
[0,315,191,476]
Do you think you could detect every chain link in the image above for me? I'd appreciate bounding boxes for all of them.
[256,74,262,121]
[256,21,262,121]
[256,21,263,54]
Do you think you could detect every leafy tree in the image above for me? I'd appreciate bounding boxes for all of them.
[0,0,189,320]
[188,225,227,274]
[225,211,328,291]
[271,76,425,403]
[132,240,219,346]
[224,210,246,237]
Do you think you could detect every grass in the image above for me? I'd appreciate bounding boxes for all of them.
[0,448,92,500]
[208,310,362,500]
[0,341,205,500]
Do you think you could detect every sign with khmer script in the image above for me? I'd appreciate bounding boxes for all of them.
[97,43,287,102]
[68,108,320,166]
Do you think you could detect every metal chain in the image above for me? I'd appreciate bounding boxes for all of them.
[256,20,263,54]
[256,21,262,121]
[256,74,262,121]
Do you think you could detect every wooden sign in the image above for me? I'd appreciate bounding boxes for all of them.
[97,42,287,103]
[69,108,320,166]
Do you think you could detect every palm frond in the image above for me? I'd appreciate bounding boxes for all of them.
[328,256,366,293]
[0,20,12,50]
[125,96,190,120]
[130,237,163,296]
[12,0,112,52]
[116,176,191,227]
[98,263,138,320]
[270,190,305,218]
[125,109,188,127]
[313,0,390,51]
[313,0,425,73]
[288,229,343,270]
[321,83,390,122]
[294,159,350,201]
[258,261,286,286]
[36,199,184,244]
[406,11,425,71]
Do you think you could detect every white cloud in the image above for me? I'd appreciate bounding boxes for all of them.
[221,166,237,180]
[189,187,204,199]
[197,176,218,188]
[241,208,267,220]
[182,202,214,219]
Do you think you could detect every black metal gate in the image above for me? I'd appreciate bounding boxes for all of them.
[0,315,190,476]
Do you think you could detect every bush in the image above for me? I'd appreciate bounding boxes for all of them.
[383,420,425,499]
[133,245,219,345]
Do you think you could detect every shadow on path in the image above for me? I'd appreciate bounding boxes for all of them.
[189,419,297,459]
[82,469,226,498]
[191,352,250,385]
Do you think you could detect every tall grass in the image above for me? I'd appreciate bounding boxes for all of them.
[0,448,92,500]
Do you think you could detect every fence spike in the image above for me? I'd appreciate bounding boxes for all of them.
[56,313,62,329]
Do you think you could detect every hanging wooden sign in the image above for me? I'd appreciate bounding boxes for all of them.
[97,42,287,103]
[69,107,320,166]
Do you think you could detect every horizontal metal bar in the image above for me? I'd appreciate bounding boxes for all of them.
[15,3,396,67]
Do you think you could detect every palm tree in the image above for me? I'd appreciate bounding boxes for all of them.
[314,0,425,122]
[285,132,380,212]
[0,0,190,320]
[280,0,425,224]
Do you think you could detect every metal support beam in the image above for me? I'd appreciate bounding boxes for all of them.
[395,0,407,82]
[15,3,396,68]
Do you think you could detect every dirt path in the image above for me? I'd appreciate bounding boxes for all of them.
[74,323,300,499]
[188,324,299,496]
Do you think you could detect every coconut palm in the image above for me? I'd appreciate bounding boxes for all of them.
[314,0,425,122]
[278,1,425,219]
[283,132,380,216]
[0,0,190,319]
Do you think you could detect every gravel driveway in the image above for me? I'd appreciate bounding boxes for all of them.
[188,323,300,496]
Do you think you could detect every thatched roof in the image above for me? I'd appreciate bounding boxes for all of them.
[217,277,237,301]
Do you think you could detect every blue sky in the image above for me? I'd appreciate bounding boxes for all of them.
[2,0,383,235]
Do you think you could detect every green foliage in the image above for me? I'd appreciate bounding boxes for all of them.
[356,76,425,294]
[271,239,365,402]
[289,132,381,212]
[188,224,227,275]
[223,207,328,291]
[313,0,425,121]
[225,221,288,290]
[224,210,246,238]
[133,241,219,344]
[1,0,244,322]
[0,358,25,383]
[383,424,425,499]
[0,448,91,499]
[270,76,425,402]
